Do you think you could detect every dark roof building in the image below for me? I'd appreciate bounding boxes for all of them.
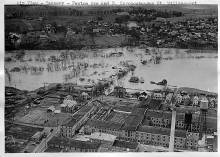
[112,140,138,150]
[137,125,186,138]
[77,105,93,115]
[85,119,123,130]
[122,108,147,131]
[62,114,83,127]
[48,136,101,151]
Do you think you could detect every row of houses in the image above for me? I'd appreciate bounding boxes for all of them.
[150,90,217,109]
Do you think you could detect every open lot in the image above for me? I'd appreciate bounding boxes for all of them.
[5,123,43,153]
[15,108,72,127]
[6,123,43,140]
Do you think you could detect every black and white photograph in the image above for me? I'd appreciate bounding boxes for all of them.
[3,0,218,153]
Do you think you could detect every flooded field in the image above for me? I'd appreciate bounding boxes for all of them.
[5,47,218,93]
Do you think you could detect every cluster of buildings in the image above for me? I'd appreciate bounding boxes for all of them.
[149,89,217,109]
[47,132,139,152]
[46,94,141,152]
[82,107,204,151]
[140,17,217,48]
[44,86,217,152]
[5,80,217,152]
[6,5,217,50]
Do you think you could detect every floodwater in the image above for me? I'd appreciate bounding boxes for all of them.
[5,47,218,93]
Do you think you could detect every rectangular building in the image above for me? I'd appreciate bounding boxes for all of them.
[47,136,101,152]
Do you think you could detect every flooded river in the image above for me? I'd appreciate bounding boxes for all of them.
[5,47,217,93]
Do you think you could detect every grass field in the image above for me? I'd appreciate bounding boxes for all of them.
[6,124,43,140]
[5,123,43,153]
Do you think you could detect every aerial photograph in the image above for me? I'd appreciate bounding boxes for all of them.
[4,3,217,153]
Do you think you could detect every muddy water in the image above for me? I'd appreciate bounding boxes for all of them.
[5,47,217,93]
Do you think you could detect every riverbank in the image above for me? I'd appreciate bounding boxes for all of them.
[6,33,218,51]
[179,87,217,96]
[5,46,218,55]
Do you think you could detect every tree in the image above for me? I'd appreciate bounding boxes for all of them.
[115,15,130,24]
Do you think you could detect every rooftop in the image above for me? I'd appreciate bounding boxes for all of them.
[77,105,93,115]
[90,132,117,142]
[48,136,101,150]
[113,106,133,113]
[137,125,186,138]
[85,119,122,130]
[144,99,163,110]
[81,92,89,96]
[206,117,217,130]
[63,100,77,107]
[62,114,83,127]
[145,109,189,121]
[113,140,138,149]
[131,108,146,116]
[122,108,146,131]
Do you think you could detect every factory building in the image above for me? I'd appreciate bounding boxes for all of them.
[47,136,101,152]
[61,104,98,138]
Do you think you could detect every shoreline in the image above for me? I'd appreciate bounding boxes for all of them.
[5,46,218,53]
[5,85,217,96]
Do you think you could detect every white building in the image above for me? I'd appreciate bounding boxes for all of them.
[153,93,163,100]
[193,96,199,106]
[200,97,209,110]
[127,21,139,30]
[176,94,182,104]
[61,95,77,113]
